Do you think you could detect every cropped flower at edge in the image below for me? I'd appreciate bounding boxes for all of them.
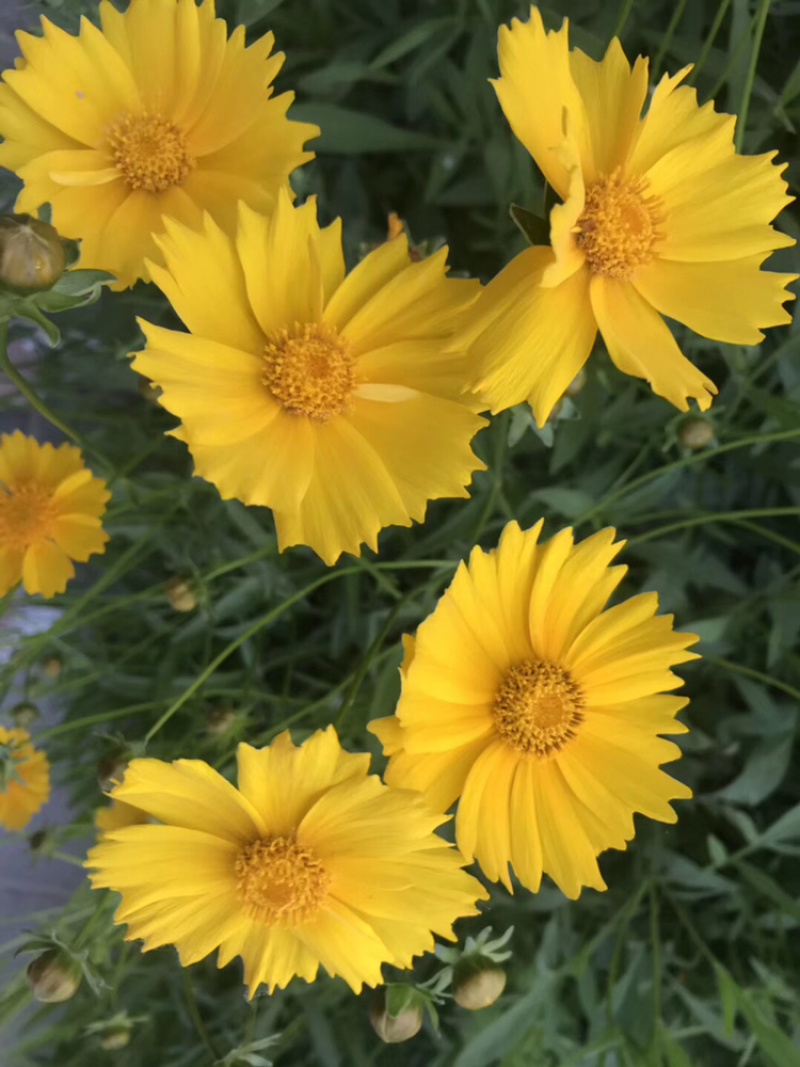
[0,726,49,831]
[0,0,318,289]
[369,520,698,900]
[0,431,109,599]
[85,726,488,995]
[465,6,797,424]
[132,189,487,565]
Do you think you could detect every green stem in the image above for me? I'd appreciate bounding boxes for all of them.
[612,0,636,38]
[735,0,771,151]
[181,970,219,1062]
[652,0,689,81]
[0,320,111,473]
[627,507,800,545]
[689,0,732,83]
[702,653,800,703]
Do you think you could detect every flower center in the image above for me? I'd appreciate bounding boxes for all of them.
[0,483,55,549]
[262,323,356,421]
[492,660,584,756]
[107,112,194,193]
[576,169,663,278]
[235,836,330,924]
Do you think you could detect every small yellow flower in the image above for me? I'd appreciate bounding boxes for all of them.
[0,726,49,831]
[85,726,487,995]
[0,432,109,598]
[132,191,487,564]
[466,7,797,423]
[0,0,318,289]
[369,521,698,900]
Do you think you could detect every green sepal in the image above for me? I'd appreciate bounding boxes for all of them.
[509,203,550,246]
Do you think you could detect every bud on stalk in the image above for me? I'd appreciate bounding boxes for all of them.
[0,214,66,291]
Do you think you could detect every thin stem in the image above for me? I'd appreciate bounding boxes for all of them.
[702,653,800,703]
[0,320,111,473]
[735,0,771,151]
[627,507,800,545]
[652,0,689,81]
[689,0,732,83]
[612,0,636,38]
[181,970,219,1062]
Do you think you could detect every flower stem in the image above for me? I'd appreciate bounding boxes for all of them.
[735,0,772,151]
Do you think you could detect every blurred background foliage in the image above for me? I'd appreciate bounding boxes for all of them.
[1,0,799,1064]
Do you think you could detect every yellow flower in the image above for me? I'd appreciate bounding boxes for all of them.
[369,521,698,900]
[132,191,487,564]
[466,7,797,424]
[0,726,49,831]
[0,0,318,289]
[0,432,109,598]
[85,726,487,994]
[95,798,149,835]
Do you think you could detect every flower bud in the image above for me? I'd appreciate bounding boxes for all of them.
[678,417,714,451]
[11,702,39,727]
[369,991,423,1044]
[453,964,507,1010]
[97,752,128,793]
[205,704,236,736]
[0,214,66,291]
[164,576,197,613]
[28,828,53,854]
[98,1026,131,1051]
[26,949,81,1003]
[42,655,63,679]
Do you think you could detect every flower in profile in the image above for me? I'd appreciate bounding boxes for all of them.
[369,521,698,899]
[0,432,109,598]
[0,0,318,289]
[0,726,49,831]
[132,190,486,564]
[85,727,487,994]
[465,7,796,424]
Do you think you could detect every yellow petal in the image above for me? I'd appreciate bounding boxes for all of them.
[492,8,589,197]
[380,736,488,814]
[50,515,108,562]
[0,548,24,598]
[456,740,516,889]
[633,255,797,345]
[590,274,717,412]
[323,235,410,333]
[470,248,597,424]
[21,540,74,598]
[534,760,606,899]
[509,757,544,891]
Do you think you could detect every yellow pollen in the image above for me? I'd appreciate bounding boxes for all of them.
[235,836,330,925]
[0,483,56,550]
[107,112,194,193]
[263,323,356,421]
[492,660,584,757]
[576,169,663,278]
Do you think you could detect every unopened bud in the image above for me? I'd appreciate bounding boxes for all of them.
[26,949,81,1003]
[98,1026,131,1051]
[42,655,63,679]
[369,991,423,1044]
[453,965,506,1010]
[678,417,714,451]
[205,704,236,736]
[28,828,53,854]
[11,702,39,727]
[0,214,66,291]
[565,367,587,397]
[164,577,197,613]
[97,752,128,793]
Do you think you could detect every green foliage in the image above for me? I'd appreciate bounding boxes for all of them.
[1,1,799,1066]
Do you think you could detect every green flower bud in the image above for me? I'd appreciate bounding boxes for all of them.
[98,1026,131,1051]
[453,964,507,1010]
[26,949,82,1003]
[11,701,40,727]
[97,752,128,793]
[369,990,423,1044]
[42,655,63,679]
[206,704,237,736]
[565,367,587,397]
[0,214,66,291]
[678,417,714,451]
[164,576,197,613]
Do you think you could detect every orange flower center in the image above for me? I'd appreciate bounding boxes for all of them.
[262,323,356,421]
[235,836,330,924]
[107,112,194,193]
[576,169,663,278]
[492,660,584,756]
[0,483,55,549]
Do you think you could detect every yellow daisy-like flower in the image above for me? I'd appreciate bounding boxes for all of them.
[132,190,487,564]
[0,726,49,831]
[0,432,109,598]
[85,726,487,994]
[0,0,318,289]
[369,521,698,900]
[466,7,797,424]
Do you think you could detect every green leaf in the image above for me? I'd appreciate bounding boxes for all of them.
[289,104,444,153]
[509,203,550,245]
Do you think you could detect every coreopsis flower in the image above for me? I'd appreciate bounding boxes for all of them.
[132,190,486,564]
[0,0,318,289]
[369,521,698,900]
[85,727,487,994]
[0,432,109,598]
[466,7,797,424]
[0,726,49,831]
